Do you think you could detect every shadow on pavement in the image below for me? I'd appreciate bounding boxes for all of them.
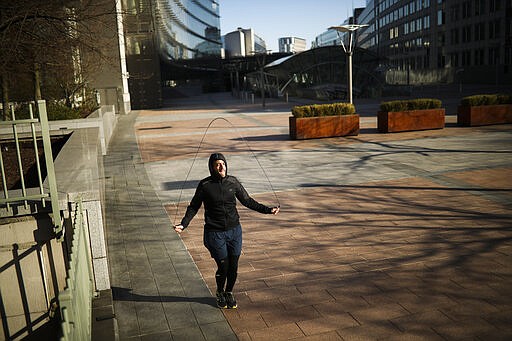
[112,287,217,308]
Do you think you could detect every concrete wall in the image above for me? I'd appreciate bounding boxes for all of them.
[0,215,66,340]
[0,104,117,340]
[53,126,111,291]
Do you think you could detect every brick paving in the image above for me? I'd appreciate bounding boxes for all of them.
[107,92,512,340]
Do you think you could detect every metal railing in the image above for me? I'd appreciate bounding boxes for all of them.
[59,199,94,341]
[0,100,62,237]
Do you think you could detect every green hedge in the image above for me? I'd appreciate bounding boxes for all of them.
[291,102,356,118]
[13,101,98,120]
[380,98,442,112]
[460,94,512,107]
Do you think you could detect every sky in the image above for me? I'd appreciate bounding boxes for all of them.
[219,0,367,52]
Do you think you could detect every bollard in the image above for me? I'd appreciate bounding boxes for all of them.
[251,93,254,104]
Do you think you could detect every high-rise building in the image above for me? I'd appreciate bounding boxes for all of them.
[278,37,307,53]
[224,28,267,57]
[122,0,222,109]
[313,0,511,85]
[355,0,511,85]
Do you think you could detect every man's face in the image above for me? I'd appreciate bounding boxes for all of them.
[213,160,226,178]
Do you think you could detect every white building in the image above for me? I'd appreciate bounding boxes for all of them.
[224,27,267,57]
[278,37,307,53]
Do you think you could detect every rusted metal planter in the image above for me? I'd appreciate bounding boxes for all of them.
[377,109,445,133]
[289,114,360,140]
[457,104,512,126]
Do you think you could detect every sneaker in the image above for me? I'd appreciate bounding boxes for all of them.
[216,291,227,309]
[225,292,237,309]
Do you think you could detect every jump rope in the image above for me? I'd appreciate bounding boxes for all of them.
[173,117,281,226]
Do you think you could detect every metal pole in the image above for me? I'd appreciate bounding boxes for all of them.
[347,51,353,104]
[260,67,265,107]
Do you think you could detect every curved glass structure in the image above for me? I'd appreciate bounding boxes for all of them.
[122,0,222,109]
[153,0,221,60]
[247,46,385,100]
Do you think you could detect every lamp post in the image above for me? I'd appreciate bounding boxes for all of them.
[329,24,368,104]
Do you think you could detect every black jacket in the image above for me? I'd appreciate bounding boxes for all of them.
[180,175,272,231]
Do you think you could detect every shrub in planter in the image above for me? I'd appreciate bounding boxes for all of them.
[291,102,356,118]
[458,94,512,126]
[378,98,445,133]
[289,102,359,139]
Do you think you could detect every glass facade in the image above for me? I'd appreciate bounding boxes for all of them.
[354,0,511,85]
[153,0,221,60]
[122,0,222,109]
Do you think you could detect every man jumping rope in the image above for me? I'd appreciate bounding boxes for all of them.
[174,152,280,309]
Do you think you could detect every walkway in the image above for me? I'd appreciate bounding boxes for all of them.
[105,92,512,340]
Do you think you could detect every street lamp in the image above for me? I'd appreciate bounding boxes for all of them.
[329,24,368,104]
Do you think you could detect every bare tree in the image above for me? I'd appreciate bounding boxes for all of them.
[0,0,119,120]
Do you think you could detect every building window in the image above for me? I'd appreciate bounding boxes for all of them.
[488,47,500,64]
[489,20,501,39]
[462,26,472,42]
[489,0,501,12]
[474,23,485,41]
[462,1,471,18]
[437,53,446,68]
[424,15,430,29]
[474,49,485,65]
[505,46,512,65]
[474,0,485,15]
[438,32,445,46]
[437,10,445,26]
[450,5,460,21]
[462,50,471,65]
[417,18,422,31]
[451,29,459,44]
[450,53,459,67]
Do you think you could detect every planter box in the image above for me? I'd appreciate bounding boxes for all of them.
[289,115,359,140]
[378,108,445,133]
[457,104,512,126]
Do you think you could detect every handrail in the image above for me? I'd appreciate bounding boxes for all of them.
[0,100,63,238]
[59,199,94,341]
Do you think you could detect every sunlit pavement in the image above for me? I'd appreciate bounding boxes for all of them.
[105,92,512,340]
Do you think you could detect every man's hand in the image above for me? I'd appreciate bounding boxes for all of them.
[174,224,184,233]
[271,207,280,215]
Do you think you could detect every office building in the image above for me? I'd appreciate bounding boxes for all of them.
[278,37,307,53]
[355,0,511,85]
[311,1,510,86]
[224,28,267,57]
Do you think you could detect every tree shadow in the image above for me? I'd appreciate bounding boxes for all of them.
[163,180,199,191]
[231,134,289,142]
[111,287,217,308]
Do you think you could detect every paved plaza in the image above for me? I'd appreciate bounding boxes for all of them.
[103,92,512,340]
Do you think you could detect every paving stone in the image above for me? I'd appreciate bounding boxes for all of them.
[247,322,305,341]
[297,314,358,335]
[279,290,336,310]
[289,330,343,340]
[261,305,321,328]
[102,94,512,340]
[432,317,497,340]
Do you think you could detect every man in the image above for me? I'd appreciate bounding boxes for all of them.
[174,152,279,309]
